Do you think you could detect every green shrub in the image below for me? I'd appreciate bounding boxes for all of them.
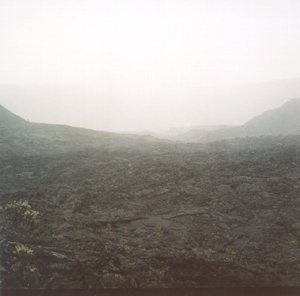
[150,266,169,285]
[1,200,41,288]
[1,200,39,237]
[11,244,40,287]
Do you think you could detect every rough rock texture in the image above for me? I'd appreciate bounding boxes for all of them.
[1,122,300,289]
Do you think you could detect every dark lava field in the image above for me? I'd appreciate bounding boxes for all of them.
[1,122,300,289]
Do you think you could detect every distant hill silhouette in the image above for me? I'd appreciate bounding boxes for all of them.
[1,98,300,143]
[0,105,27,125]
[171,98,300,142]
[244,98,300,134]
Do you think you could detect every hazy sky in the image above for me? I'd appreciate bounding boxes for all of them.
[1,0,300,132]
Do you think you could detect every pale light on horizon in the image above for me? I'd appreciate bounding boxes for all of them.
[1,0,300,132]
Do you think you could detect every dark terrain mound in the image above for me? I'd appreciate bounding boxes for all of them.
[1,116,300,289]
[244,98,300,134]
[172,99,300,143]
[0,105,27,126]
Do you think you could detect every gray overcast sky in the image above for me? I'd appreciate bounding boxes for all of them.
[1,0,300,132]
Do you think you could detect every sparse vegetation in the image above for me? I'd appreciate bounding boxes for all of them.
[1,200,39,238]
[10,244,40,287]
[113,273,125,287]
[150,266,169,285]
[0,200,40,288]
[2,103,300,288]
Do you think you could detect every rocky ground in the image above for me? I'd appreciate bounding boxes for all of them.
[1,123,300,289]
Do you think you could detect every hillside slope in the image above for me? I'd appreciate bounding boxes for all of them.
[2,107,300,289]
[244,98,300,134]
[0,104,27,126]
[172,98,300,142]
[1,120,300,289]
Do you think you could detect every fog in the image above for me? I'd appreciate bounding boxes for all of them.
[1,0,299,132]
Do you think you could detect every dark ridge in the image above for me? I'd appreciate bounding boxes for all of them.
[244,98,300,134]
[0,104,27,126]
[171,98,300,142]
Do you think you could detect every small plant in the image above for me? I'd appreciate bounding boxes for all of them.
[14,244,34,256]
[287,241,296,246]
[11,244,40,287]
[137,246,146,253]
[117,243,130,251]
[150,266,169,285]
[151,241,159,245]
[114,273,125,287]
[225,248,236,255]
[1,200,39,237]
[204,252,211,258]
[1,200,41,288]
